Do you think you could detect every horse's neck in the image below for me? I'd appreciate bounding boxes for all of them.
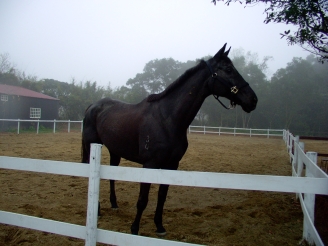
[161,70,210,130]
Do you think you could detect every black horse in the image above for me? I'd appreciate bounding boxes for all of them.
[82,44,258,236]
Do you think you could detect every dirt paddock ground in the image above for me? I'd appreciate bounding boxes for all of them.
[0,132,327,245]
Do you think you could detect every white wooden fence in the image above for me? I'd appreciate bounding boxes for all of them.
[0,119,83,134]
[0,118,283,138]
[0,134,327,245]
[283,130,328,245]
[188,125,283,138]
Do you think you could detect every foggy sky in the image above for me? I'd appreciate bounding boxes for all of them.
[0,0,307,88]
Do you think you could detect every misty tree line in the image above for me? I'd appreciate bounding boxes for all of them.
[0,51,327,136]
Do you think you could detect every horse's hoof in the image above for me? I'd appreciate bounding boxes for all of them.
[111,207,119,211]
[155,226,167,237]
[131,224,139,235]
[156,230,167,237]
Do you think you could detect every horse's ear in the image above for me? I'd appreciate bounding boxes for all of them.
[224,47,231,57]
[214,43,227,59]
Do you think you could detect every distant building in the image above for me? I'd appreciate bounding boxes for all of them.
[0,84,59,130]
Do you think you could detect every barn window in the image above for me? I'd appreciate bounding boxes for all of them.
[30,108,41,118]
[1,94,8,102]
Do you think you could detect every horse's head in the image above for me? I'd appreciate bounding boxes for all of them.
[206,44,258,113]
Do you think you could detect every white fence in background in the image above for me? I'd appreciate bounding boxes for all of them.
[0,118,283,138]
[0,133,327,245]
[188,125,283,138]
[0,119,83,134]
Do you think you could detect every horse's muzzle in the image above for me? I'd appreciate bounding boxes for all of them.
[243,95,258,113]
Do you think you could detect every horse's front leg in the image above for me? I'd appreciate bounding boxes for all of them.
[131,182,151,235]
[154,184,169,236]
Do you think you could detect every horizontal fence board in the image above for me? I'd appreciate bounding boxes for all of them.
[298,148,328,179]
[0,156,89,177]
[0,119,82,123]
[0,211,86,240]
[100,166,328,195]
[0,211,199,246]
[188,126,284,138]
[97,228,201,246]
[1,157,327,195]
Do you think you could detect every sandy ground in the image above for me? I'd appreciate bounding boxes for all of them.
[0,132,327,246]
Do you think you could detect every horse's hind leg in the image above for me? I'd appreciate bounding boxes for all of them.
[109,153,121,209]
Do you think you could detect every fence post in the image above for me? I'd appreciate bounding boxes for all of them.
[234,127,236,136]
[286,131,289,150]
[68,120,70,133]
[286,131,290,152]
[81,120,83,133]
[295,141,304,200]
[17,119,20,134]
[85,143,102,246]
[292,136,299,167]
[296,142,305,178]
[53,119,56,134]
[303,151,317,244]
[267,129,270,138]
[37,119,40,134]
[250,128,252,137]
[288,132,292,154]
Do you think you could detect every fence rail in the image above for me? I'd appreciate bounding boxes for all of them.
[0,119,284,138]
[0,132,327,245]
[188,125,284,138]
[0,119,83,134]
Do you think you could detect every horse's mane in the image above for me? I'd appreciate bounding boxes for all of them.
[147,60,206,102]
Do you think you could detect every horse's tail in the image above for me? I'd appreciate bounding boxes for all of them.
[81,104,92,163]
[81,117,88,163]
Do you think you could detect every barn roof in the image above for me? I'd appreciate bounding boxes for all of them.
[0,84,59,100]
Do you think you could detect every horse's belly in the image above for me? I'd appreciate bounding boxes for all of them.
[98,125,143,164]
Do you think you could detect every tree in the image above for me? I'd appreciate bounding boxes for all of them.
[0,53,14,73]
[111,85,132,102]
[269,55,328,135]
[0,53,19,86]
[127,58,184,94]
[213,0,328,62]
[232,50,270,128]
[58,80,107,120]
[125,58,195,103]
[0,72,20,86]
